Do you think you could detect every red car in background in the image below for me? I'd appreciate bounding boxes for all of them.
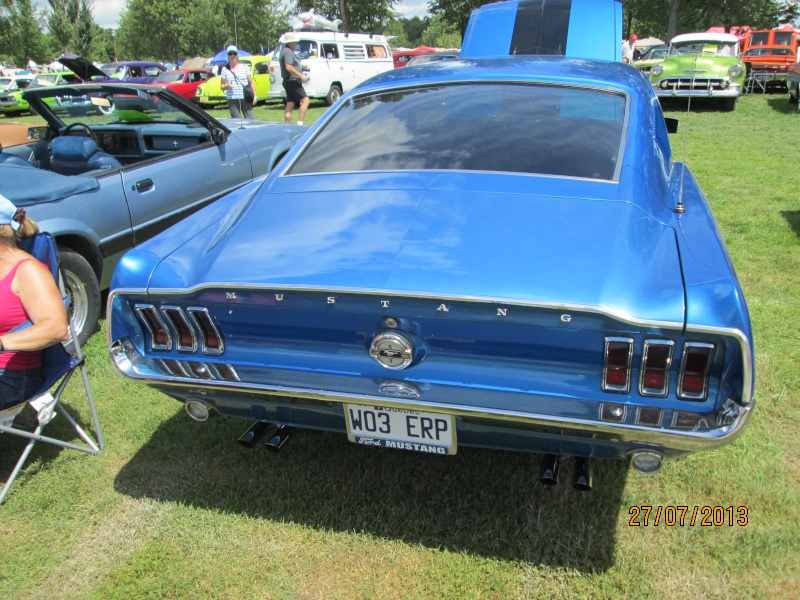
[392,46,437,68]
[153,69,214,99]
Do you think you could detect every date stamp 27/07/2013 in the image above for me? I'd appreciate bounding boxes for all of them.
[628,506,749,527]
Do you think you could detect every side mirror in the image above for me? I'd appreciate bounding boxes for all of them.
[210,127,227,145]
[665,117,679,134]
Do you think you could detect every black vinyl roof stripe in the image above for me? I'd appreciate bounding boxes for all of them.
[510,0,573,56]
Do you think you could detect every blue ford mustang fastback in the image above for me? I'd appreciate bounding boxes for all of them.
[108,57,754,485]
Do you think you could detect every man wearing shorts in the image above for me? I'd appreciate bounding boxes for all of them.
[280,33,310,125]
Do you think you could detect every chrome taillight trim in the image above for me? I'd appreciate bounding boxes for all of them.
[212,363,240,382]
[678,342,715,400]
[188,307,224,355]
[134,304,172,351]
[639,339,675,397]
[157,358,190,377]
[162,306,198,353]
[603,336,634,393]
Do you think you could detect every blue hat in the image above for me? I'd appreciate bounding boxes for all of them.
[0,193,21,230]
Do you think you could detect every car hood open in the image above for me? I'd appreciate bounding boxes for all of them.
[146,176,687,326]
[56,53,107,81]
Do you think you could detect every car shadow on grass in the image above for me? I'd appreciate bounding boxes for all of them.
[781,211,800,238]
[114,411,629,571]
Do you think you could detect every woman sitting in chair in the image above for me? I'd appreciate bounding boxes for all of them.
[0,194,68,410]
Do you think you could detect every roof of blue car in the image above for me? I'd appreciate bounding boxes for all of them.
[361,56,650,96]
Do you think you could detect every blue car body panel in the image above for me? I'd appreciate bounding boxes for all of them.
[108,58,753,465]
[461,0,623,62]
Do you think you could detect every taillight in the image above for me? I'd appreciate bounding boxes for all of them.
[134,304,172,350]
[189,307,224,354]
[603,337,634,393]
[162,306,197,352]
[639,340,674,396]
[678,342,714,400]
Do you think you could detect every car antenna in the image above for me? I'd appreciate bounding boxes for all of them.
[675,53,696,215]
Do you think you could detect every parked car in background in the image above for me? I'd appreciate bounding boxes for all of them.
[741,29,799,88]
[392,47,436,67]
[107,57,754,483]
[0,74,34,92]
[0,71,82,116]
[460,0,623,61]
[405,53,459,66]
[153,69,214,99]
[100,60,167,83]
[649,33,745,111]
[193,55,271,108]
[268,31,393,106]
[787,63,800,109]
[633,44,669,73]
[0,83,306,345]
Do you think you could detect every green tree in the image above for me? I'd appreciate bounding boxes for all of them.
[383,18,412,47]
[402,15,429,45]
[427,0,482,37]
[420,13,461,48]
[3,0,48,67]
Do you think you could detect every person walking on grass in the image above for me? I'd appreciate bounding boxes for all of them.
[280,33,310,125]
[220,45,256,119]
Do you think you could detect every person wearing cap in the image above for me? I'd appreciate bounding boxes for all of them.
[280,33,310,125]
[622,33,638,63]
[219,45,257,119]
[0,194,68,410]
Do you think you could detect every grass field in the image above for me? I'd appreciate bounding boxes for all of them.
[1,93,798,599]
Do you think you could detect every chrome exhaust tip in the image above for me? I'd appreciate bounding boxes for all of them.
[184,398,215,422]
[238,422,272,449]
[631,451,663,474]
[263,424,293,452]
[572,457,593,492]
[538,454,560,485]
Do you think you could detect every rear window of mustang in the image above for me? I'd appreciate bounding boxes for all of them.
[288,83,627,180]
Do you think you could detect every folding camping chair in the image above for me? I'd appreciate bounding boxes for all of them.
[0,233,104,505]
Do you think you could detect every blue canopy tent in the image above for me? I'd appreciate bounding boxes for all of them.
[210,48,252,64]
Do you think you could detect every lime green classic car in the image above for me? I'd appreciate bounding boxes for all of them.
[0,71,82,116]
[193,55,271,108]
[649,33,745,111]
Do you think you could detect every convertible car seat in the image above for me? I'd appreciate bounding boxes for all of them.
[49,136,122,175]
[0,143,33,167]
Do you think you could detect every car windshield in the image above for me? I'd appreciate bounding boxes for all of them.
[42,88,200,126]
[155,71,185,83]
[289,83,626,180]
[32,74,60,87]
[648,48,669,59]
[672,41,736,56]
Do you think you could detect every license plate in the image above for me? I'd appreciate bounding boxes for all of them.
[199,96,209,103]
[345,404,456,455]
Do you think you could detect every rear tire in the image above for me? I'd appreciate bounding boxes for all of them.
[326,84,342,106]
[58,249,100,349]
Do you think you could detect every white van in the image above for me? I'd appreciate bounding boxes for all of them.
[269,31,393,105]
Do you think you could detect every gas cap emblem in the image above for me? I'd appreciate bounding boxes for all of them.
[369,331,415,370]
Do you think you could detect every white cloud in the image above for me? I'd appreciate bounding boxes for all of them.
[395,1,430,19]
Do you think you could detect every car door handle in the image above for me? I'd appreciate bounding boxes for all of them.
[133,178,154,192]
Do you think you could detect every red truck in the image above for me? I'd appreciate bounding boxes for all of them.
[741,27,800,86]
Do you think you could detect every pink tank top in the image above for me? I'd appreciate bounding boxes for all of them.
[0,259,43,370]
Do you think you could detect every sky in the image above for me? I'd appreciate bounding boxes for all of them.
[35,0,430,30]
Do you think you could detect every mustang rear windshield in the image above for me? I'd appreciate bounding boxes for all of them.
[289,83,626,180]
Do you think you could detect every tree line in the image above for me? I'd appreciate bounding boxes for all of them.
[1,0,798,68]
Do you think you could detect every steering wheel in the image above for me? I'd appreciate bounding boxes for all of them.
[62,122,93,139]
